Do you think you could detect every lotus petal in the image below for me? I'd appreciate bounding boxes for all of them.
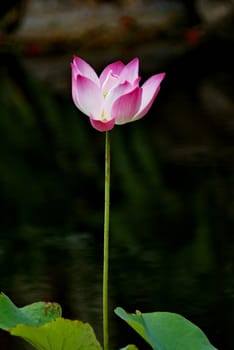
[90,117,115,132]
[100,61,125,87]
[133,73,165,120]
[119,58,139,84]
[73,75,103,118]
[113,87,142,124]
[72,56,99,85]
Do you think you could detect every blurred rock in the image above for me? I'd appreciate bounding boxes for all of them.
[196,0,234,23]
[196,0,234,40]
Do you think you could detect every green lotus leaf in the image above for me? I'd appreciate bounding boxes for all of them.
[115,307,217,350]
[0,293,61,330]
[11,317,102,350]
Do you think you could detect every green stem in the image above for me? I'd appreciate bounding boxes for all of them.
[103,130,110,350]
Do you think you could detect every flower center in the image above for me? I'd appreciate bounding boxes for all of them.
[101,110,107,121]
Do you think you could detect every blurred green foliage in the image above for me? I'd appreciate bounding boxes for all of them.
[0,53,103,230]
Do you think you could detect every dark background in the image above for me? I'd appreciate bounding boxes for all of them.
[1,1,234,349]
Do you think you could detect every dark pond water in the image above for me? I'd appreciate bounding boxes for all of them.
[1,2,234,349]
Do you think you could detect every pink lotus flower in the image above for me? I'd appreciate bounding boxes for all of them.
[71,56,165,132]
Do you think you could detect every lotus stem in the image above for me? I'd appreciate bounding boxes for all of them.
[103,130,110,350]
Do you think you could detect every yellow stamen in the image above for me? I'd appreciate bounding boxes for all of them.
[101,110,107,121]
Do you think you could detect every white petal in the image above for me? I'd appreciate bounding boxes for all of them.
[99,61,124,86]
[101,71,119,95]
[119,58,139,84]
[72,56,99,85]
[133,73,165,120]
[73,75,103,118]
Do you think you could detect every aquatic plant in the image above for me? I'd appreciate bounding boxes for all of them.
[0,57,217,350]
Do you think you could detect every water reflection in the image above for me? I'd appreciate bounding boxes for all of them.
[0,231,103,349]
